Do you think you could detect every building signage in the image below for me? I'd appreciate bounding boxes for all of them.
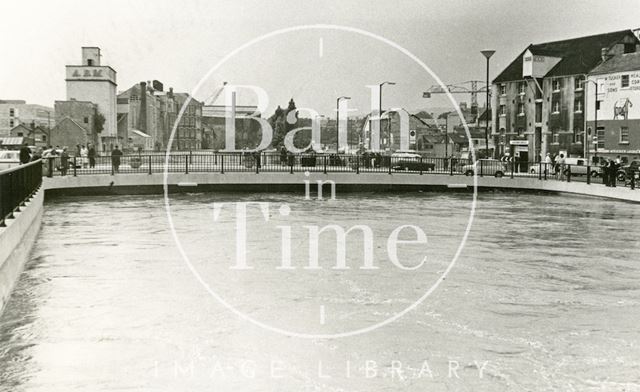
[65,66,116,83]
[510,140,528,146]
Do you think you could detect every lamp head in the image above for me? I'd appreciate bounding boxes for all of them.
[481,50,496,59]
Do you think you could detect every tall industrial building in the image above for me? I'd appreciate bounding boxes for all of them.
[65,47,117,151]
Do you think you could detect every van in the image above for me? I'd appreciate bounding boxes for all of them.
[563,158,601,177]
[0,150,21,171]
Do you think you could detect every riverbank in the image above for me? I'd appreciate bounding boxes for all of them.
[0,187,44,312]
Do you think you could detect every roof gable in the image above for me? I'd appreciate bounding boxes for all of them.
[494,29,638,82]
[590,51,640,74]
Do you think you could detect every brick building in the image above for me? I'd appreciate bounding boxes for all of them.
[586,51,640,162]
[0,100,53,137]
[492,29,640,168]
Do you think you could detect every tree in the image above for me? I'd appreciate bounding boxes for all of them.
[94,112,105,133]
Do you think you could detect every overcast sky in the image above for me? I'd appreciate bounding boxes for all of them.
[2,0,639,117]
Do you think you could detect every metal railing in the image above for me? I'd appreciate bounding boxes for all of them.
[39,152,633,188]
[0,160,43,227]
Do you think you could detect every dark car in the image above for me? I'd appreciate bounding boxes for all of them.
[617,160,640,182]
[392,159,436,172]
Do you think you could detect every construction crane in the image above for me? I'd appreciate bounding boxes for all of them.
[422,80,490,115]
[203,81,227,105]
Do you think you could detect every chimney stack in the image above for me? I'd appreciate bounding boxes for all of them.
[601,47,610,62]
[138,81,147,132]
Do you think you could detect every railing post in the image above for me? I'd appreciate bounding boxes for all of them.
[419,157,423,175]
[510,159,514,179]
[323,156,327,174]
[185,154,189,174]
[567,165,571,182]
[538,161,542,180]
[221,154,224,174]
[47,157,53,177]
[587,165,591,185]
[450,158,454,176]
[480,159,484,177]
[148,155,152,175]
[255,154,259,174]
[388,157,392,175]
[73,157,77,177]
[544,163,547,180]
[289,155,294,174]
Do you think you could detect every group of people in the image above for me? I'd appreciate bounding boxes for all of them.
[600,156,622,187]
[543,153,567,181]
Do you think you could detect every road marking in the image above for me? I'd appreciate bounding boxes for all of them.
[319,305,326,324]
[318,37,323,57]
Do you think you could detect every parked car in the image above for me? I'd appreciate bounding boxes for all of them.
[0,150,21,171]
[561,158,601,177]
[617,160,640,182]
[391,151,435,172]
[461,159,506,177]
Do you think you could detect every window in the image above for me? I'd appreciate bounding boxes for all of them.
[17,132,23,137]
[597,128,605,149]
[573,128,583,144]
[596,101,601,111]
[574,99,583,113]
[517,127,524,136]
[552,128,559,144]
[518,103,525,115]
[87,59,94,66]
[43,135,47,142]
[9,108,14,117]
[624,43,636,54]
[552,100,560,113]
[9,119,14,127]
[621,75,630,88]
[499,104,506,116]
[499,84,506,95]
[552,79,561,91]
[519,82,526,94]
[83,116,89,124]
[620,126,629,143]
[574,76,584,90]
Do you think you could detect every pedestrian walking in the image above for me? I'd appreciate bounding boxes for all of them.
[602,159,610,186]
[557,154,566,181]
[111,145,123,173]
[88,144,96,168]
[544,153,552,175]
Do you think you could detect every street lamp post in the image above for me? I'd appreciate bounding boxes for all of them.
[336,96,351,153]
[582,78,598,184]
[481,50,495,158]
[379,81,396,150]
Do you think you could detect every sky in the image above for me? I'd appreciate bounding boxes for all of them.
[2,0,640,118]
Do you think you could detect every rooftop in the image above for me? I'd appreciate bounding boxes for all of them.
[590,51,640,74]
[494,29,638,83]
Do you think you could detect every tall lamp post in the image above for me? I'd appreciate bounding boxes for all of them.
[582,78,598,184]
[336,96,351,152]
[379,81,396,150]
[481,50,495,158]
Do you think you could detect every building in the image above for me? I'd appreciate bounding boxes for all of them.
[66,47,117,152]
[203,104,260,150]
[173,93,203,150]
[0,100,53,136]
[54,100,99,148]
[117,81,162,151]
[586,51,640,162]
[492,29,640,166]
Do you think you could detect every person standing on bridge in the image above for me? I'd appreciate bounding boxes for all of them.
[88,144,96,168]
[111,146,123,174]
[19,142,31,164]
[60,147,69,176]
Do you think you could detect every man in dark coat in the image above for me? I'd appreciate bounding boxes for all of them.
[88,144,96,168]
[60,147,69,176]
[111,145,123,173]
[19,142,31,164]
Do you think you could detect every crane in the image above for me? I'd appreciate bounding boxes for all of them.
[203,81,227,105]
[422,80,490,115]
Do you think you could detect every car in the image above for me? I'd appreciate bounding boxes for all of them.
[390,152,435,172]
[461,159,506,177]
[0,150,21,171]
[617,160,640,182]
